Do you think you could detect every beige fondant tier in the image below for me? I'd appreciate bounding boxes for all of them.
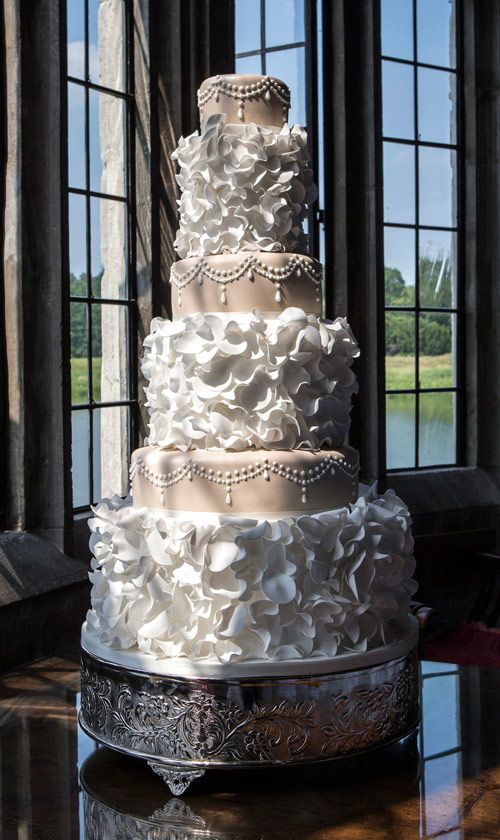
[130,446,359,513]
[170,253,322,316]
[198,74,290,127]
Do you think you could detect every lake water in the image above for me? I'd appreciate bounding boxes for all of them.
[72,411,101,508]
[71,396,455,506]
[386,391,455,469]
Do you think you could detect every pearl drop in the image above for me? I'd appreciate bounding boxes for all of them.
[275,287,282,303]
[226,491,232,506]
[238,106,244,120]
[248,267,254,281]
[265,89,271,101]
[220,288,227,304]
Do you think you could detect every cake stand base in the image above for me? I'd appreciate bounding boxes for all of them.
[79,645,419,795]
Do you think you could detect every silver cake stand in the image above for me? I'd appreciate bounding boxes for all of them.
[79,620,419,795]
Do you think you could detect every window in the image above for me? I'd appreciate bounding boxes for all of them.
[66,0,138,512]
[234,0,323,264]
[381,0,463,471]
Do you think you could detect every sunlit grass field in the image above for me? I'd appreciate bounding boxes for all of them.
[385,353,453,390]
[71,357,102,403]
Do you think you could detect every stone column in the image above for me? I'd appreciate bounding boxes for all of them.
[98,0,129,498]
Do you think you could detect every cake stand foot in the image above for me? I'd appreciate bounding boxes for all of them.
[148,762,205,795]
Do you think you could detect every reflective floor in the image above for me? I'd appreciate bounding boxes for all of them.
[0,651,499,839]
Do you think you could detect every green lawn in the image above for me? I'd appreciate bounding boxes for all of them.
[71,357,101,404]
[386,353,453,390]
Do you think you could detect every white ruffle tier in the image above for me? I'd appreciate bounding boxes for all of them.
[142,307,359,452]
[85,486,417,665]
[172,115,316,258]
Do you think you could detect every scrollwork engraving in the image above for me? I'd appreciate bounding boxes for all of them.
[79,649,419,781]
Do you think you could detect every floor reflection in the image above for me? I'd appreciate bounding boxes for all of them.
[1,653,500,839]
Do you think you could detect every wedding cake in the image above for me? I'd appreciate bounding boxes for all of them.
[82,74,417,676]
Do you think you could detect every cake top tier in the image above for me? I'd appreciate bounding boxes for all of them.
[198,74,290,127]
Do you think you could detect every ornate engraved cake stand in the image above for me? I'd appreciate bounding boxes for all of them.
[79,620,419,795]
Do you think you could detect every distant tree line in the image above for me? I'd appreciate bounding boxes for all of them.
[385,249,453,356]
[70,272,103,358]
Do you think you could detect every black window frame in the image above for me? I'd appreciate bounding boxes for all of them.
[64,0,139,515]
[380,0,467,474]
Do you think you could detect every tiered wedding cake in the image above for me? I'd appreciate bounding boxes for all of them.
[82,74,417,677]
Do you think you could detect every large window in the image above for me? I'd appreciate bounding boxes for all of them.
[381,0,463,471]
[66,0,138,512]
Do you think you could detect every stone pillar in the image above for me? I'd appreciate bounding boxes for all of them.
[98,0,129,498]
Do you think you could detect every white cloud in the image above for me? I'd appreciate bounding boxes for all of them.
[67,40,99,85]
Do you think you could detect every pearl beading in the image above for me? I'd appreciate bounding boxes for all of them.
[130,453,358,508]
[170,254,323,307]
[197,75,291,121]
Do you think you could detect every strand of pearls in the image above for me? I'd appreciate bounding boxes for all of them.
[170,254,323,307]
[130,453,358,508]
[198,75,291,121]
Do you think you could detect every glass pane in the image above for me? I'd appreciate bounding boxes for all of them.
[419,391,455,466]
[72,410,90,507]
[384,227,416,303]
[92,304,129,403]
[88,0,126,91]
[423,752,461,836]
[422,674,460,756]
[90,198,128,298]
[235,0,261,54]
[68,83,86,189]
[69,193,87,295]
[418,67,457,144]
[381,0,413,60]
[67,0,85,78]
[421,660,459,674]
[383,142,415,224]
[417,0,456,69]
[386,312,416,389]
[419,313,455,388]
[92,406,129,501]
[386,393,416,469]
[71,302,88,404]
[266,47,306,126]
[235,54,263,75]
[89,90,126,196]
[419,146,456,227]
[382,60,414,140]
[266,0,304,47]
[419,230,456,307]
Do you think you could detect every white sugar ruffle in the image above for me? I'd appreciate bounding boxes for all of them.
[142,307,359,452]
[85,486,417,665]
[172,115,316,258]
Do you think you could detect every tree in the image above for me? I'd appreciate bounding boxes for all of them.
[70,272,103,357]
[419,245,453,308]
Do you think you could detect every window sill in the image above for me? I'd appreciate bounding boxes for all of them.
[386,466,500,535]
[0,532,90,674]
